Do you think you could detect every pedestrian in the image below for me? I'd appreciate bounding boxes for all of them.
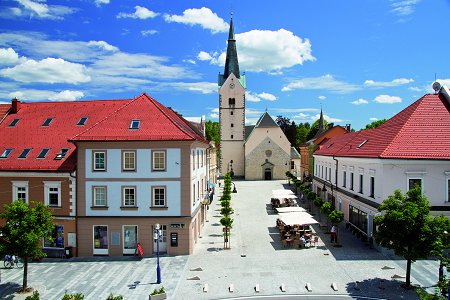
[331,225,337,243]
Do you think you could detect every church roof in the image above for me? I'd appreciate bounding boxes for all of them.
[223,16,240,80]
[291,147,300,159]
[244,125,254,141]
[255,112,278,128]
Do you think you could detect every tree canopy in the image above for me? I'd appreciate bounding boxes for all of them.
[374,185,444,288]
[306,118,328,141]
[364,119,387,129]
[0,201,54,290]
[205,120,220,146]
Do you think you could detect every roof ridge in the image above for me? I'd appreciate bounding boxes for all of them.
[70,97,135,140]
[141,93,197,141]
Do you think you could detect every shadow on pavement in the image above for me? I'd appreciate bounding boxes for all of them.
[345,277,419,300]
[0,282,21,300]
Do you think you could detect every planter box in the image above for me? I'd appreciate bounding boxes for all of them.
[149,293,167,300]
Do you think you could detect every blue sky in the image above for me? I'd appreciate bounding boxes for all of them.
[0,0,449,130]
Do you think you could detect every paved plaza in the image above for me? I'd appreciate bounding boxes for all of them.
[0,180,440,299]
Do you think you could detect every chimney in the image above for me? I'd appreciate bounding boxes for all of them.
[11,98,21,114]
[345,124,351,132]
[439,85,450,105]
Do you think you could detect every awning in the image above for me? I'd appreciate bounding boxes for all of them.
[276,207,306,213]
[207,181,215,187]
[272,189,295,195]
[278,212,318,226]
[272,194,298,199]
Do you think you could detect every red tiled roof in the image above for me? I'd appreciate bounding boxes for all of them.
[0,99,130,171]
[71,93,208,142]
[0,104,10,121]
[315,93,450,159]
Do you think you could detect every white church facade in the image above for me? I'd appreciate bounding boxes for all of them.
[218,17,300,180]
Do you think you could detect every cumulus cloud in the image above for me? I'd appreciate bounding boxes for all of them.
[95,0,109,7]
[369,117,378,121]
[7,89,83,101]
[197,51,213,61]
[87,41,118,52]
[117,6,159,19]
[374,94,402,104]
[409,86,421,92]
[0,48,25,65]
[364,78,413,87]
[390,0,420,16]
[164,7,228,34]
[246,91,277,102]
[0,57,91,84]
[15,0,76,20]
[318,95,326,100]
[141,30,158,36]
[48,90,85,101]
[155,82,217,94]
[282,74,360,94]
[351,98,369,105]
[316,113,343,123]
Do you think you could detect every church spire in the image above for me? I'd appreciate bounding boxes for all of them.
[318,108,325,133]
[223,15,240,80]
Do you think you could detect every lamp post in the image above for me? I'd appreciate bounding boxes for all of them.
[231,182,237,193]
[154,223,162,284]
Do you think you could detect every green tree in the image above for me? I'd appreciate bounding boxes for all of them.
[205,120,220,146]
[306,118,328,141]
[296,123,309,145]
[0,201,54,291]
[374,186,437,288]
[364,119,387,130]
[329,210,344,244]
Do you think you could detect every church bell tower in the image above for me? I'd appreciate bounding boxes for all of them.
[218,15,246,177]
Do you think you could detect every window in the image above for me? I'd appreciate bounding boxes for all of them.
[152,150,166,171]
[408,178,422,191]
[343,171,347,187]
[230,111,233,115]
[44,225,64,248]
[93,225,108,254]
[8,118,20,127]
[122,150,136,171]
[359,174,364,193]
[1,148,13,158]
[325,167,328,180]
[231,123,234,127]
[229,98,235,105]
[77,117,88,126]
[93,151,106,171]
[370,176,375,198]
[42,118,54,127]
[329,168,331,181]
[152,187,166,207]
[44,182,61,207]
[18,148,32,159]
[12,181,28,203]
[130,119,140,129]
[231,134,233,139]
[350,173,354,190]
[93,186,107,207]
[55,148,69,160]
[122,187,136,207]
[37,148,50,159]
[192,150,195,170]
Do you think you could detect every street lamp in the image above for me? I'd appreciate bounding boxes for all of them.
[153,223,162,284]
[231,182,237,193]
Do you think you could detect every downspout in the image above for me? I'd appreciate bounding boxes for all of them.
[333,156,338,202]
[70,169,77,257]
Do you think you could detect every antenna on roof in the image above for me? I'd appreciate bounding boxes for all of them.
[432,81,441,94]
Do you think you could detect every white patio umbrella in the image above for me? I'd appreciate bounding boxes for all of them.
[278,212,318,226]
[276,207,306,213]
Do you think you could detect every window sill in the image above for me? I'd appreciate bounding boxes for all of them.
[91,206,109,210]
[152,169,166,172]
[150,206,168,210]
[120,206,138,210]
[122,170,136,172]
[92,169,107,172]
[49,205,62,209]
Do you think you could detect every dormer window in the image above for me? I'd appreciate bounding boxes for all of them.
[0,148,13,158]
[77,117,88,126]
[42,118,54,127]
[130,120,140,129]
[18,148,32,159]
[37,148,50,159]
[55,148,69,160]
[8,118,20,127]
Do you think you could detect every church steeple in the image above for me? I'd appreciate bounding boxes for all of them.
[220,15,240,85]
[317,108,325,133]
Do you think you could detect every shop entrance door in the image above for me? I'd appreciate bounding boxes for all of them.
[153,225,167,253]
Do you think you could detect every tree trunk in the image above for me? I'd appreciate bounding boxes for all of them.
[405,258,411,288]
[23,256,28,290]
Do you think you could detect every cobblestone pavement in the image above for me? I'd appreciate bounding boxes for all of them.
[0,180,440,300]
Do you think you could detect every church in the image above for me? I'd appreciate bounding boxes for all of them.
[218,17,300,180]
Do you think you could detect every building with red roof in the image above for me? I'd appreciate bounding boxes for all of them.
[0,93,210,256]
[312,85,450,241]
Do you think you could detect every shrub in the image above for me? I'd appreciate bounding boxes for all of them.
[61,292,85,300]
[106,294,123,300]
[150,286,166,295]
[25,291,40,300]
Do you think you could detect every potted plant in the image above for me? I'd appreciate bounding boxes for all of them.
[149,286,166,300]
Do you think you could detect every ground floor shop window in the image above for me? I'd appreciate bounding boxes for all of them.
[349,205,368,235]
[123,225,138,255]
[93,225,108,255]
[44,225,64,248]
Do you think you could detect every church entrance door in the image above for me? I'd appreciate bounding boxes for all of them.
[264,168,272,180]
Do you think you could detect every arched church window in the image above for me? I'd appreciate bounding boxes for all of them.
[229,98,235,105]
[231,123,234,127]
[231,111,234,115]
[231,135,233,139]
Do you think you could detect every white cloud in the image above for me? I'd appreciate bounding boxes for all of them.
[258,92,277,101]
[211,108,219,114]
[209,113,219,119]
[155,82,217,94]
[48,90,84,101]
[272,108,319,113]
[16,0,75,20]
[117,6,159,19]
[245,108,264,116]
[369,117,378,121]
[435,79,450,89]
[374,94,402,104]
[197,51,213,61]
[0,57,91,84]
[141,30,158,36]
[183,59,196,65]
[409,86,421,92]
[318,95,326,100]
[0,48,25,65]
[95,0,109,7]
[351,98,369,105]
[364,78,413,87]
[315,113,343,123]
[87,41,118,52]
[390,0,420,16]
[282,74,360,94]
[245,91,277,102]
[164,7,228,34]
